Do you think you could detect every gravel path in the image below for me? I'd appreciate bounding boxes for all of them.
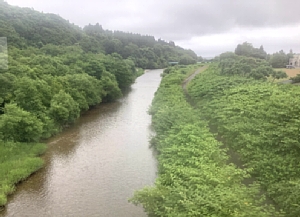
[182,65,208,92]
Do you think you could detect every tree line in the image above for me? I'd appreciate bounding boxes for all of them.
[217,51,287,81]
[0,0,200,144]
[232,42,294,68]
[0,1,198,69]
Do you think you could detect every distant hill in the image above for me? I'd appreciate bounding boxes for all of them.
[0,0,198,68]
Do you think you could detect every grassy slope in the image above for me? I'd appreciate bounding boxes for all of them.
[130,65,279,217]
[0,142,46,207]
[188,64,300,216]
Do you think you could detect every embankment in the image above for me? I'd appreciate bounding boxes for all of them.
[188,64,300,216]
[130,65,279,216]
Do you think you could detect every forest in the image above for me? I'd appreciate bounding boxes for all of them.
[0,0,198,207]
[131,48,300,216]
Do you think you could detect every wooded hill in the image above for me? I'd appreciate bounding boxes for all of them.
[0,0,199,141]
[0,0,198,68]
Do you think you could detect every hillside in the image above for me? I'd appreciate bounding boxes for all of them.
[0,0,197,68]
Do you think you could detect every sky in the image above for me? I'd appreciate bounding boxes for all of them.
[5,0,300,57]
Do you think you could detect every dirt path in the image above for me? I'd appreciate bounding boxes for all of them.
[182,65,208,92]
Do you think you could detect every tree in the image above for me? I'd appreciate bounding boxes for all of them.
[101,71,122,102]
[0,103,43,142]
[0,73,15,102]
[82,55,106,79]
[63,74,104,108]
[179,54,197,65]
[102,54,135,89]
[235,42,253,57]
[269,51,288,68]
[197,56,204,62]
[13,77,51,114]
[235,42,266,59]
[270,70,288,82]
[49,90,80,125]
[219,52,237,61]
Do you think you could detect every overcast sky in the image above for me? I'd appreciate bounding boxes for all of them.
[5,0,300,57]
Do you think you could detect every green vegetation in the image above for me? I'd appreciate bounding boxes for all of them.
[0,142,46,206]
[0,1,198,69]
[135,68,145,77]
[0,1,199,208]
[188,56,300,216]
[235,42,267,59]
[290,74,300,83]
[233,42,294,68]
[130,65,279,216]
[218,52,287,81]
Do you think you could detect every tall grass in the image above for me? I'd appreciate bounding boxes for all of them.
[0,141,46,206]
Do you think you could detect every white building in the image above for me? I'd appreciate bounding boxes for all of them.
[289,54,300,68]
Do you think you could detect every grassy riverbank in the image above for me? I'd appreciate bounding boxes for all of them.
[0,65,146,209]
[136,68,145,77]
[0,142,46,207]
[130,65,279,216]
[188,63,300,216]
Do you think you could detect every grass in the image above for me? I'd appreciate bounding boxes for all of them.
[0,141,46,207]
[275,68,300,78]
[135,68,145,77]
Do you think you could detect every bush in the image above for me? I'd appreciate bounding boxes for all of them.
[131,65,279,217]
[188,63,300,216]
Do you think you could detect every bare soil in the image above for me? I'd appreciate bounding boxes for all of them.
[275,68,300,78]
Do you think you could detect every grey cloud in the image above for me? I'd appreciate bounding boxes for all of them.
[179,38,300,58]
[7,0,300,38]
[149,0,300,39]
[92,0,300,41]
[5,0,300,56]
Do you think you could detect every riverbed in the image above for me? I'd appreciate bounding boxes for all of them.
[0,69,162,217]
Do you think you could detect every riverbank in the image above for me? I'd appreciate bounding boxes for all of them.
[0,142,46,207]
[130,65,279,216]
[0,69,161,217]
[188,64,300,216]
[0,67,145,209]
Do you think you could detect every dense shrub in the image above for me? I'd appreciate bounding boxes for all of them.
[188,62,300,216]
[131,65,279,217]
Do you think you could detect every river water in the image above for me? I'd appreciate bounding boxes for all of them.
[0,69,162,217]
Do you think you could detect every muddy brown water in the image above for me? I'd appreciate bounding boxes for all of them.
[0,69,162,217]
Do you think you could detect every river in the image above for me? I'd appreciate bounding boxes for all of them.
[0,69,162,217]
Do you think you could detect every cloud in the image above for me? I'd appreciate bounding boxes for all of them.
[5,0,300,56]
[96,0,300,39]
[177,24,300,56]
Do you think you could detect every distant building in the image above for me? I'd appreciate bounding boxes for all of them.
[289,54,300,68]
